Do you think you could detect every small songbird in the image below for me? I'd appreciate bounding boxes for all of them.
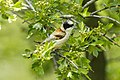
[41,19,74,49]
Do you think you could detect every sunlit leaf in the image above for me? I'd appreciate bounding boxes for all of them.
[104,23,113,31]
[2,14,8,19]
[67,72,72,78]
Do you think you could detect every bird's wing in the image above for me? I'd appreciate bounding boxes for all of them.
[53,28,66,39]
[42,28,66,44]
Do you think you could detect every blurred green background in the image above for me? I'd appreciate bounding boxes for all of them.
[0,13,120,80]
[0,19,56,80]
[0,18,120,80]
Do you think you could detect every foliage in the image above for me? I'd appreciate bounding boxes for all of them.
[0,0,120,80]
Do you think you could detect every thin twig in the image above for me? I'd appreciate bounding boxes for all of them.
[11,11,30,24]
[101,33,120,47]
[55,52,79,70]
[83,22,120,47]
[22,18,34,24]
[70,18,79,24]
[86,15,120,24]
[82,0,96,11]
[25,0,36,12]
[91,5,120,15]
[60,15,80,25]
[60,15,75,19]
[56,9,81,24]
[51,51,59,70]
[78,13,85,19]
[53,56,58,69]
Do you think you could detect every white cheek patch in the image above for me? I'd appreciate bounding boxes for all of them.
[67,20,73,25]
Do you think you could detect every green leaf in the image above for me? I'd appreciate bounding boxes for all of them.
[14,1,22,8]
[38,65,44,75]
[33,23,42,30]
[88,45,99,57]
[67,72,72,78]
[73,30,80,37]
[22,49,32,58]
[85,74,91,80]
[41,41,55,59]
[26,32,33,39]
[32,61,44,75]
[2,14,8,19]
[78,57,91,70]
[104,23,113,31]
[60,0,69,3]
[93,49,99,57]
[79,68,88,74]
[91,40,104,46]
[58,59,67,70]
[79,22,85,32]
[82,8,90,16]
[8,14,17,23]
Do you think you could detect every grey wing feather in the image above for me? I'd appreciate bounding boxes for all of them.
[41,29,65,44]
[41,34,56,44]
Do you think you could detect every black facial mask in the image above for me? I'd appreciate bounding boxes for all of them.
[63,21,73,30]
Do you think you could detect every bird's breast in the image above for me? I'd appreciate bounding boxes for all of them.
[54,31,71,49]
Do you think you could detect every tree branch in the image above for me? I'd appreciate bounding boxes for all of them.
[60,15,80,25]
[101,33,120,47]
[25,0,36,12]
[55,52,79,70]
[82,0,96,11]
[86,15,120,24]
[60,15,75,19]
[22,18,34,24]
[91,5,120,15]
[52,56,58,69]
[70,18,80,24]
[11,11,31,24]
[83,22,120,47]
[78,13,86,19]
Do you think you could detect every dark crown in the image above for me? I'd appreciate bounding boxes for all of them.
[63,21,74,30]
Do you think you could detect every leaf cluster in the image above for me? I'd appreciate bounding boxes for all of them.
[1,0,120,80]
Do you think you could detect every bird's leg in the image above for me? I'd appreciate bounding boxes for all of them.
[51,50,60,69]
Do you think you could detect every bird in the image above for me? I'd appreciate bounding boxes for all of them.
[41,19,74,49]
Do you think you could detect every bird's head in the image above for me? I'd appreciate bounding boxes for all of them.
[63,20,74,31]
[63,20,74,30]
